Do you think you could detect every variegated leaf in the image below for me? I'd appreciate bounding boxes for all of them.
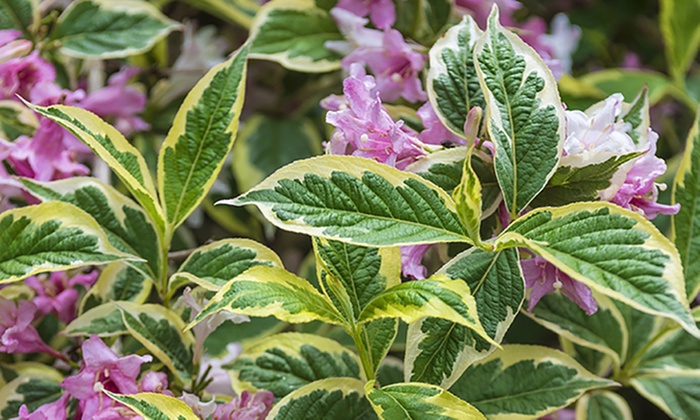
[64,301,126,337]
[80,262,152,314]
[267,378,373,419]
[576,391,633,420]
[184,0,259,28]
[0,0,38,33]
[105,391,198,420]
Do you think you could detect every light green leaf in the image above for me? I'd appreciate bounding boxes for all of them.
[232,114,322,193]
[0,0,38,33]
[158,43,249,232]
[577,70,676,106]
[267,378,374,420]
[393,0,452,45]
[358,275,493,347]
[365,380,485,420]
[249,0,342,72]
[230,332,362,400]
[474,8,565,216]
[660,0,700,83]
[673,110,700,299]
[21,177,162,281]
[52,0,178,58]
[560,339,613,378]
[630,370,700,420]
[64,302,126,337]
[80,263,151,314]
[497,202,698,337]
[0,374,64,419]
[406,147,501,217]
[225,155,471,246]
[0,202,136,284]
[450,345,615,419]
[530,151,644,208]
[183,0,259,28]
[104,391,199,420]
[0,100,38,139]
[612,300,664,365]
[631,307,700,372]
[453,109,485,244]
[576,391,632,420]
[186,265,344,330]
[169,238,282,292]
[526,293,628,370]
[405,248,523,388]
[27,103,164,231]
[427,15,484,137]
[116,302,195,383]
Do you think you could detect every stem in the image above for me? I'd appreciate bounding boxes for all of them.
[350,324,375,381]
[616,324,671,383]
[159,229,173,307]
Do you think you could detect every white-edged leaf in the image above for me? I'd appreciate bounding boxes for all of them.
[267,378,373,419]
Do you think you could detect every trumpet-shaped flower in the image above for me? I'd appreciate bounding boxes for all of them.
[0,297,63,356]
[25,270,98,323]
[15,394,69,420]
[336,0,396,29]
[329,8,426,102]
[323,64,427,169]
[62,335,152,420]
[212,390,275,420]
[520,254,598,315]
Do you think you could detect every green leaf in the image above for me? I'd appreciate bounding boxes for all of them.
[0,202,135,284]
[427,15,484,137]
[453,109,485,245]
[376,357,404,387]
[225,155,471,246]
[474,8,565,216]
[576,70,676,106]
[232,114,322,193]
[530,151,644,208]
[249,0,342,72]
[405,248,523,388]
[158,43,249,232]
[631,307,700,372]
[0,375,63,419]
[630,371,700,420]
[80,262,152,314]
[526,293,628,369]
[116,302,195,383]
[267,378,374,420]
[186,265,344,330]
[365,380,485,420]
[358,275,492,347]
[183,0,259,28]
[619,86,650,145]
[612,300,664,364]
[359,319,399,377]
[21,177,162,281]
[230,332,362,400]
[27,103,164,231]
[0,100,38,139]
[314,238,401,320]
[64,302,126,337]
[673,110,700,299]
[104,391,198,420]
[52,0,178,58]
[660,0,700,83]
[406,147,501,217]
[497,203,698,337]
[576,391,633,420]
[393,0,452,45]
[450,345,614,419]
[169,238,283,292]
[560,339,613,378]
[0,0,38,33]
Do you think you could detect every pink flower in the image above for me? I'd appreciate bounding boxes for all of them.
[520,254,598,315]
[401,244,432,279]
[563,93,678,219]
[0,51,54,100]
[62,335,152,420]
[0,30,32,63]
[199,343,242,396]
[455,0,522,27]
[336,0,396,29]
[416,101,464,146]
[25,270,98,323]
[323,64,427,169]
[330,8,426,102]
[0,297,63,356]
[80,67,149,136]
[15,393,69,420]
[212,391,274,420]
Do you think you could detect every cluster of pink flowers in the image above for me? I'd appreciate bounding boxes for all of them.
[521,93,679,315]
[0,29,148,210]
